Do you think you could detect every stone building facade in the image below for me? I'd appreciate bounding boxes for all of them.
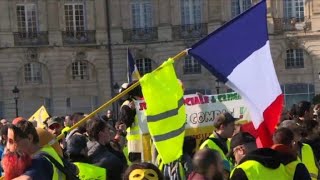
[0,0,319,119]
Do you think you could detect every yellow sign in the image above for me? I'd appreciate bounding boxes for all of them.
[28,106,49,128]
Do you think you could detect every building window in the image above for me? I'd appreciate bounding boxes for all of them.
[281,83,314,109]
[136,58,152,75]
[284,0,305,21]
[72,61,89,80]
[16,4,38,37]
[231,0,252,17]
[24,62,42,83]
[181,0,202,25]
[285,49,304,69]
[64,3,85,37]
[67,96,98,113]
[131,0,153,28]
[183,56,201,74]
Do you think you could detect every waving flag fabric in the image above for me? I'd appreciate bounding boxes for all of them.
[127,48,141,82]
[188,0,283,147]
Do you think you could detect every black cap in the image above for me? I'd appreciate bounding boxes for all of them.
[213,112,237,128]
[230,132,256,150]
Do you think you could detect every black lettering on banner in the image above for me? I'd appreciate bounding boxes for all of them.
[205,111,214,122]
[190,113,198,124]
[198,112,205,123]
[188,111,218,124]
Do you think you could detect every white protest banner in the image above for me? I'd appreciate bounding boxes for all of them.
[135,92,250,135]
[135,92,251,153]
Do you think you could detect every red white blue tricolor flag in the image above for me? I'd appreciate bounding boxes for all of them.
[188,0,283,147]
[127,48,141,82]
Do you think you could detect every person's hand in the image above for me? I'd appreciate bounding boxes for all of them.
[128,101,135,110]
[118,123,127,131]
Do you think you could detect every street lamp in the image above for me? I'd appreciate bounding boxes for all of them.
[12,86,20,117]
[215,79,220,94]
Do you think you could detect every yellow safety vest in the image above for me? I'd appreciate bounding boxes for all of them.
[121,100,142,153]
[140,58,186,164]
[62,126,71,134]
[199,135,232,170]
[126,117,142,153]
[284,160,300,179]
[199,135,230,160]
[126,117,140,141]
[40,145,66,180]
[299,143,319,180]
[230,160,289,180]
[74,162,107,180]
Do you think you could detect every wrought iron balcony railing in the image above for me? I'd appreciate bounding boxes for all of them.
[62,30,96,45]
[13,31,49,46]
[172,23,208,40]
[273,17,311,33]
[123,27,158,43]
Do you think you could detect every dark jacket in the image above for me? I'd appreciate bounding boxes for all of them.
[87,140,125,180]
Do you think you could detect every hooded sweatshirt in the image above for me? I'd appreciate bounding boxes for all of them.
[230,148,286,180]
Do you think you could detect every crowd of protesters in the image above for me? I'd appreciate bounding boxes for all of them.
[0,82,320,180]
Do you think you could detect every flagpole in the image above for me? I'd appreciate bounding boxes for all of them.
[0,49,188,180]
[49,49,188,145]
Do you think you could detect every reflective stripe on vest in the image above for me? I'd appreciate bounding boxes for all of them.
[126,117,140,141]
[126,117,142,153]
[146,97,185,143]
[74,162,107,180]
[40,145,65,180]
[299,143,318,180]
[230,160,290,180]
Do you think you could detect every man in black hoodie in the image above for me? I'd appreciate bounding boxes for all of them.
[229,132,289,180]
[271,127,311,180]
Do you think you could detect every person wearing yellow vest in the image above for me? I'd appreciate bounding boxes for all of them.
[299,143,319,180]
[271,127,311,180]
[199,112,236,166]
[229,132,289,180]
[66,134,107,179]
[119,81,144,163]
[279,120,319,180]
[6,119,77,180]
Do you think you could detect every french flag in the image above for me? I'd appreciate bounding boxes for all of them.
[188,0,283,147]
[127,48,141,82]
